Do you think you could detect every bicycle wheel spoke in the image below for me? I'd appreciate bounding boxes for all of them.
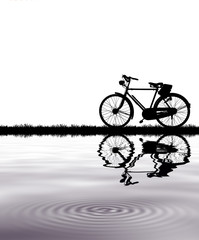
[118,113,128,124]
[111,97,117,109]
[177,104,187,111]
[119,109,130,116]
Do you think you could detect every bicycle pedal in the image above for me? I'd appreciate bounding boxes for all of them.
[139,119,144,124]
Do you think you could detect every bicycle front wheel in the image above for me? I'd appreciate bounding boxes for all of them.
[98,134,135,167]
[154,93,190,127]
[99,94,133,127]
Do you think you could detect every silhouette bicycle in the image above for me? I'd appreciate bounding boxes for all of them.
[99,75,191,127]
[98,134,190,186]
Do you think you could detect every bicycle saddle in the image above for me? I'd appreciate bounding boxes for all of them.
[149,82,163,88]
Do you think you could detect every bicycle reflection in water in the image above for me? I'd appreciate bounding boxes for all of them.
[98,134,191,186]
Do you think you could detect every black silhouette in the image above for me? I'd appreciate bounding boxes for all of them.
[98,134,191,186]
[0,124,198,136]
[99,74,191,127]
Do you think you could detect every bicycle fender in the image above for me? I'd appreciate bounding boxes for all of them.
[156,93,191,108]
[114,92,134,119]
[170,93,191,108]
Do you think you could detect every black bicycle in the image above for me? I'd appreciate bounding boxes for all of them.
[99,75,191,127]
[98,134,191,185]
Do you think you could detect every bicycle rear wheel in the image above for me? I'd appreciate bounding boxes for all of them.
[99,94,133,127]
[156,134,190,164]
[154,93,190,127]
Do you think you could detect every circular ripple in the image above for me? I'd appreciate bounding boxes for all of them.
[2,199,195,235]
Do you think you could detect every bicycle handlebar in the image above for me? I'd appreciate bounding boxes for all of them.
[122,75,139,82]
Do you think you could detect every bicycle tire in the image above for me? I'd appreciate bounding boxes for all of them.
[154,93,190,127]
[99,94,133,127]
[98,134,135,168]
[156,134,190,164]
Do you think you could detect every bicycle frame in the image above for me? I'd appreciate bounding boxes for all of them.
[117,83,159,110]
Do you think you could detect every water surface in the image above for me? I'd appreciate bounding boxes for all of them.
[0,134,198,240]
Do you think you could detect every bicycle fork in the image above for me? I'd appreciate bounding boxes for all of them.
[113,93,129,115]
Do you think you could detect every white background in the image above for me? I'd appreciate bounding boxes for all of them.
[0,0,198,126]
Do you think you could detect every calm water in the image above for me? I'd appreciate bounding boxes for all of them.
[0,134,198,240]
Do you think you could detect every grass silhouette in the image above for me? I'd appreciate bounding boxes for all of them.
[0,124,198,136]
